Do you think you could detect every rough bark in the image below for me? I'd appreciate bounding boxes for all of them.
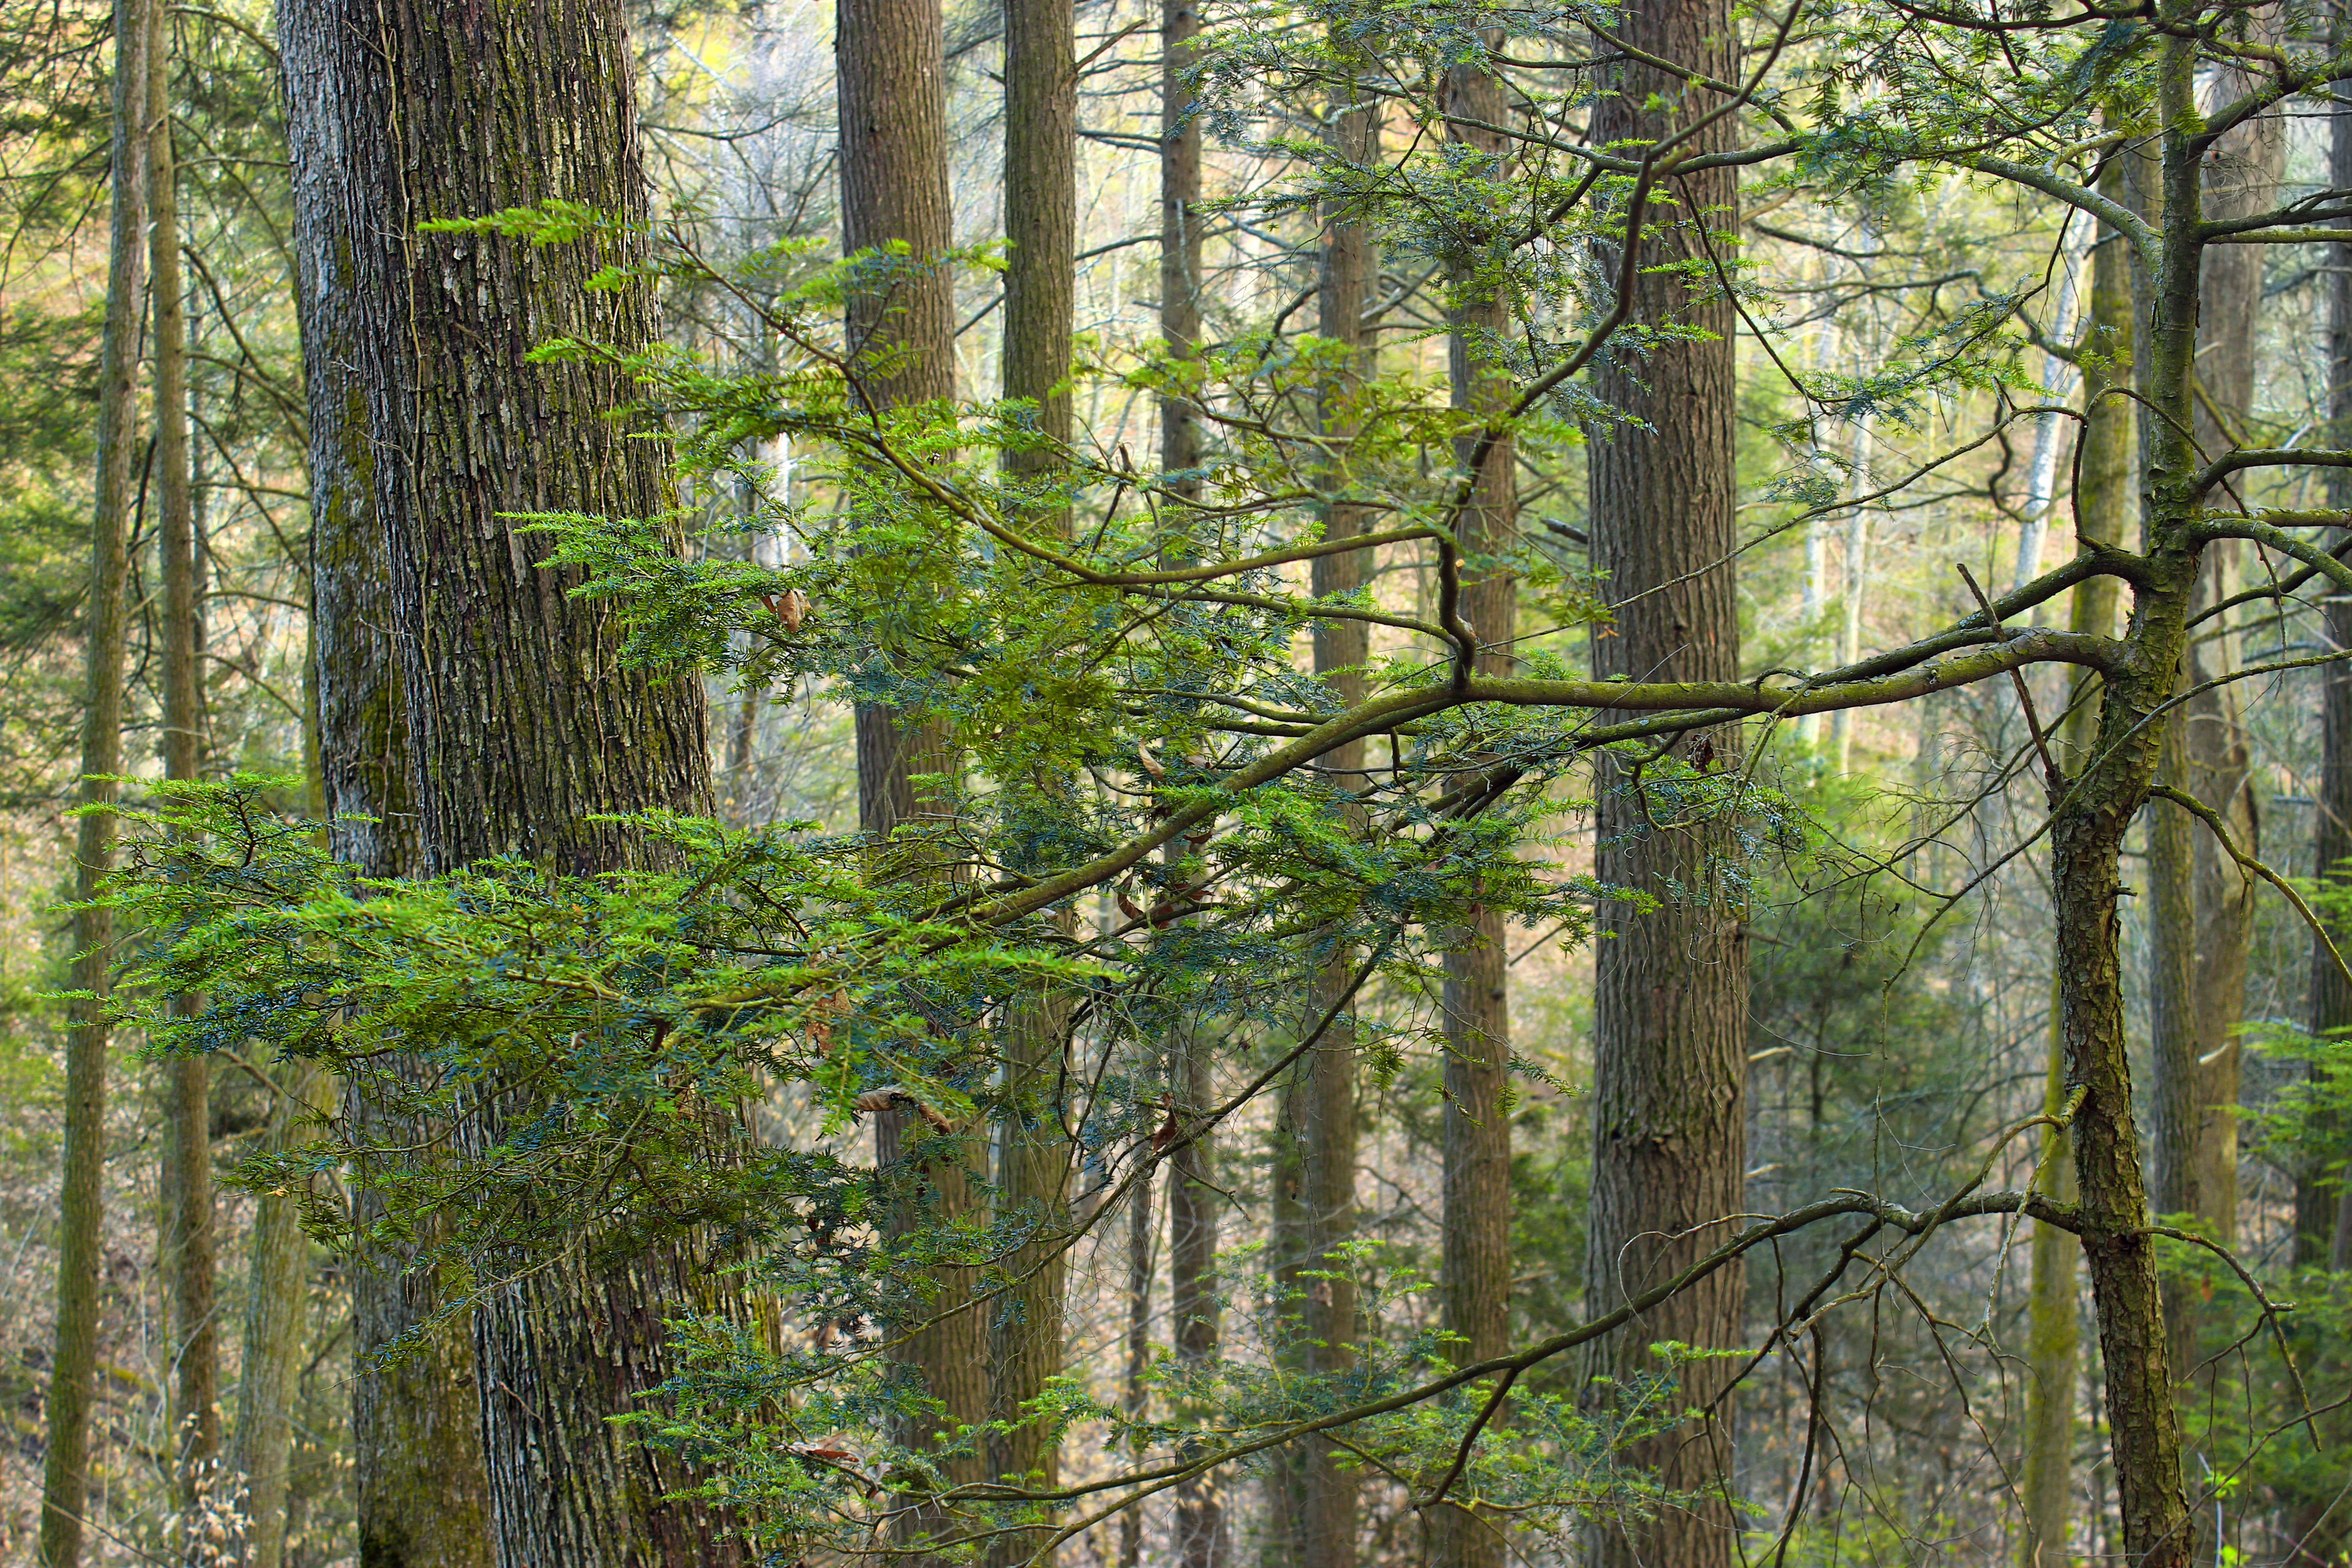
[281,0,750,1560]
[38,2,144,1559]
[838,0,989,1547]
[989,4,1078,1556]
[1435,36,1514,1568]
[2055,56,2210,1568]
[147,9,222,1523]
[2019,179,2132,1568]
[1582,2,1747,1565]
[1263,38,1381,1568]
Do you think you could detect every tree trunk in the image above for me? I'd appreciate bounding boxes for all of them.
[147,9,222,1527]
[990,2,1078,1555]
[1264,35,1382,1568]
[38,1,144,1559]
[2314,50,2352,1281]
[281,0,749,1560]
[1434,36,1514,1568]
[2177,54,2281,1255]
[232,1060,324,1568]
[838,0,990,1549]
[1160,0,1201,500]
[1117,1167,1153,1568]
[1167,1023,1226,1568]
[1582,4,1747,1566]
[1161,5,1224,1563]
[2285,52,2352,1568]
[281,0,490,1553]
[2019,176,2132,1568]
[2058,76,2210,1568]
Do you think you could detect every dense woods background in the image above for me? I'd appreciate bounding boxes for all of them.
[5,0,2352,1562]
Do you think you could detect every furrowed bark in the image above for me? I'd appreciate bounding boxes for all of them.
[1582,1,1748,1564]
[1167,1020,1225,1568]
[991,0,1078,1550]
[2056,44,2200,1567]
[1159,0,1201,505]
[839,0,989,1549]
[38,0,145,1558]
[1266,29,1381,1568]
[283,0,751,1559]
[282,0,494,1555]
[1436,33,1514,1568]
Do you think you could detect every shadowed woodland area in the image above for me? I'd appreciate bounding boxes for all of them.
[6,0,2352,1561]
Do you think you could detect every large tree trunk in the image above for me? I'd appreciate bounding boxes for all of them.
[147,8,222,1524]
[281,0,749,1561]
[38,1,144,1559]
[838,0,990,1550]
[1582,4,1747,1566]
[2019,171,2133,1568]
[1265,36,1380,1568]
[1434,35,1514,1568]
[280,0,488,1556]
[991,0,1078,1552]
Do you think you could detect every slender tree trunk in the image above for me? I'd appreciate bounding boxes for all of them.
[2019,180,2132,1568]
[1434,35,1513,1568]
[38,3,145,1559]
[1167,1022,1226,1568]
[1160,5,1224,1563]
[282,0,751,1559]
[233,1061,323,1568]
[147,10,221,1529]
[2012,217,2086,595]
[1828,408,1871,773]
[1117,1167,1153,1568]
[2058,65,2212,1568]
[2285,50,2352,1568]
[2313,49,2352,1280]
[2177,57,2280,1255]
[1582,3,1747,1566]
[990,3,1078,1555]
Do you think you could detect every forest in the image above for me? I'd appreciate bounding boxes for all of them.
[4,0,2352,1560]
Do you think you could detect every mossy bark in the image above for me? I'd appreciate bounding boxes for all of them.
[2019,164,2132,1568]
[279,0,748,1560]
